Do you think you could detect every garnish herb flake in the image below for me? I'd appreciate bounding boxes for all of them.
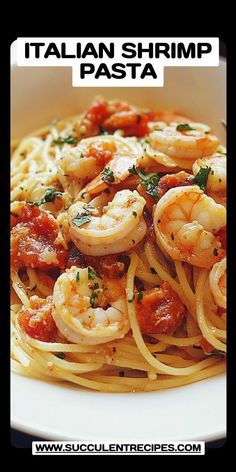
[128,166,159,201]
[176,123,196,132]
[101,167,115,183]
[40,188,63,205]
[72,204,94,228]
[193,166,211,192]
[137,291,143,301]
[56,352,65,359]
[53,135,78,146]
[90,291,98,308]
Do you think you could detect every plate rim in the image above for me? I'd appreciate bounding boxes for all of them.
[11,371,226,442]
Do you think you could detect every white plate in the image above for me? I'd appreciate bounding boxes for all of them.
[11,48,226,441]
[11,373,226,441]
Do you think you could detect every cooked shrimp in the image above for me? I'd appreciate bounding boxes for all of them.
[154,186,226,269]
[149,122,219,161]
[57,136,117,197]
[103,110,149,137]
[147,111,192,127]
[192,152,226,205]
[209,258,226,309]
[68,189,147,256]
[52,266,130,344]
[79,136,142,196]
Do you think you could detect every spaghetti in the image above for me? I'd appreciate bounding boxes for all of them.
[11,98,226,392]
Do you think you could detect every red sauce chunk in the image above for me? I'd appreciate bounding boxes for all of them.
[199,336,214,354]
[19,296,57,342]
[158,171,194,198]
[137,184,157,213]
[11,203,67,270]
[135,282,185,334]
[76,98,149,138]
[66,249,128,279]
[77,99,131,138]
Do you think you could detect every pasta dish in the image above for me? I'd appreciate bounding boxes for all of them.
[11,98,226,392]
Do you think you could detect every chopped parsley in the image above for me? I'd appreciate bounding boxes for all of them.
[176,123,196,132]
[73,214,91,227]
[88,267,96,280]
[137,291,143,301]
[90,291,98,308]
[40,188,63,205]
[53,135,78,146]
[72,204,94,228]
[150,267,157,274]
[88,267,102,280]
[128,165,159,201]
[76,272,80,283]
[133,211,137,218]
[99,125,110,135]
[101,167,115,183]
[193,166,211,192]
[93,282,99,290]
[55,352,65,359]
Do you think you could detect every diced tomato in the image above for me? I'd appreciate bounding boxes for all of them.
[158,171,194,198]
[81,254,125,278]
[217,307,226,317]
[135,282,185,334]
[199,336,214,354]
[137,184,156,213]
[89,255,126,279]
[11,203,67,270]
[215,226,226,251]
[84,99,111,125]
[66,249,128,279]
[76,99,132,138]
[19,296,57,342]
